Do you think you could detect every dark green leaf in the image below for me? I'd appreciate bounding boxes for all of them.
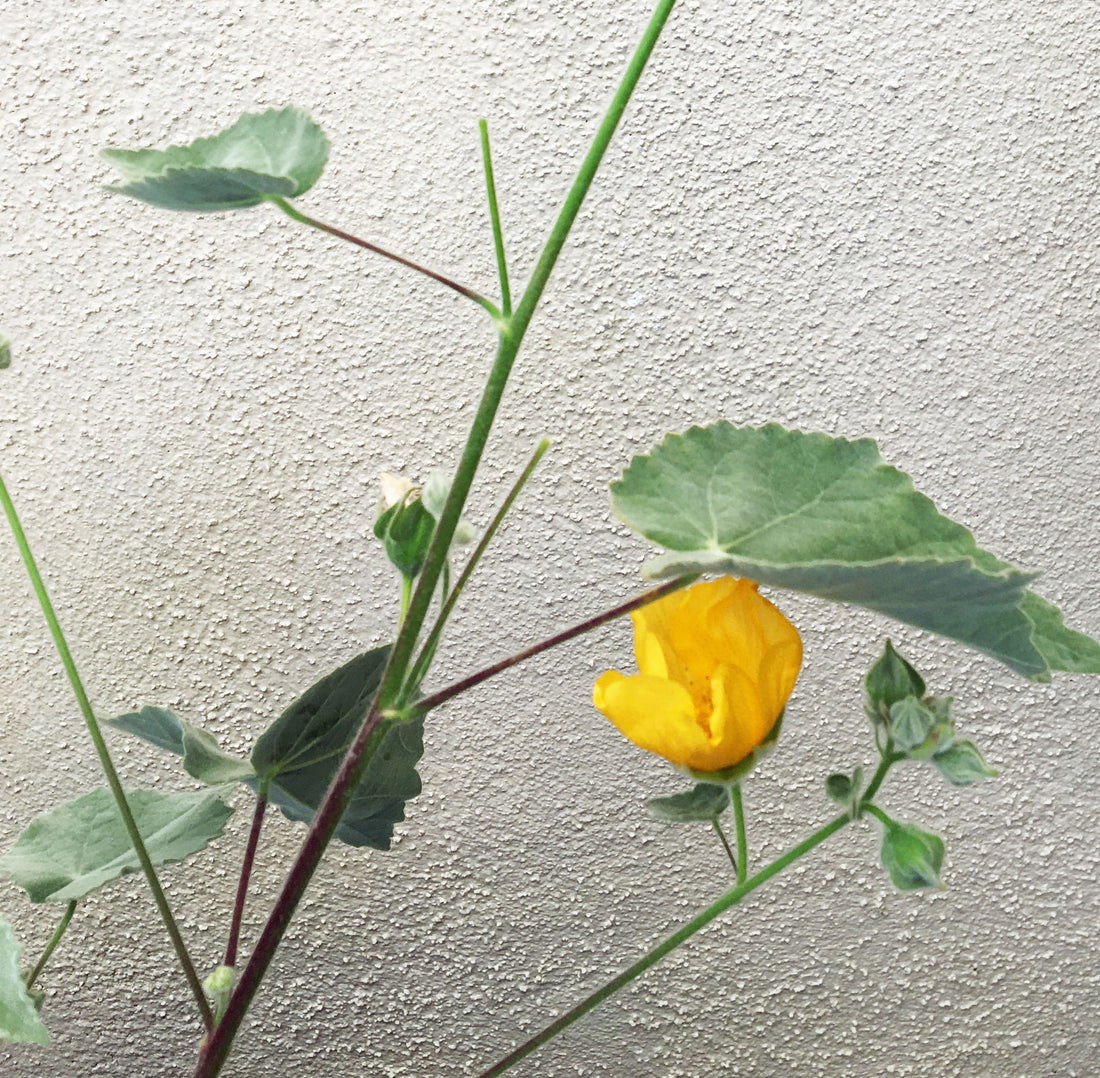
[0,914,48,1044]
[102,107,329,213]
[612,423,1063,678]
[646,783,730,823]
[0,788,233,903]
[0,331,10,371]
[251,646,423,849]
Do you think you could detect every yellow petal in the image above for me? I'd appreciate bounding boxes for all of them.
[707,662,770,770]
[632,588,691,682]
[755,639,803,720]
[593,671,712,768]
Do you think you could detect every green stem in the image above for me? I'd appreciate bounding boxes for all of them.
[401,575,695,720]
[731,785,748,886]
[23,901,77,991]
[711,819,737,875]
[862,803,892,827]
[404,439,550,698]
[479,812,850,1077]
[861,750,898,807]
[266,196,501,322]
[479,120,512,317]
[0,471,213,1029]
[399,576,413,630]
[193,7,680,1072]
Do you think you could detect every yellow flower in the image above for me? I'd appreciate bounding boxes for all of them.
[594,577,802,776]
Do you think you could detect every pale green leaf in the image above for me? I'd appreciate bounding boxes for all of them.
[0,330,10,370]
[0,788,233,903]
[251,646,423,850]
[107,706,253,785]
[0,914,48,1045]
[646,782,729,823]
[102,107,329,212]
[611,423,1073,679]
[1020,591,1100,674]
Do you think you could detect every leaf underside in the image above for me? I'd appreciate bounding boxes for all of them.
[0,914,49,1045]
[612,422,1100,680]
[0,788,233,904]
[102,106,329,212]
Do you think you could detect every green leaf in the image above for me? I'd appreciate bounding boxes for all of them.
[0,914,48,1045]
[102,107,329,213]
[825,766,863,811]
[646,782,730,823]
[932,739,998,786]
[107,706,253,785]
[879,820,945,891]
[611,422,1062,678]
[1021,591,1100,674]
[180,727,255,784]
[251,646,423,850]
[0,330,10,370]
[0,788,233,904]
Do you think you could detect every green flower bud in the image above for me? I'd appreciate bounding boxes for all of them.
[864,641,926,724]
[932,739,997,786]
[880,820,945,891]
[374,488,436,579]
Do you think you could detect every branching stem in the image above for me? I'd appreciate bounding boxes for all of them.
[194,4,680,1072]
[479,755,899,1076]
[404,574,696,719]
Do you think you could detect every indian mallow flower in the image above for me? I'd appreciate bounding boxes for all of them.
[594,577,802,777]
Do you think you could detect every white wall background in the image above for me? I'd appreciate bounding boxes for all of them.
[2,0,1098,1074]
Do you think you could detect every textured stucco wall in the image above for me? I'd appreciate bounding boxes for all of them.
[2,0,1098,1075]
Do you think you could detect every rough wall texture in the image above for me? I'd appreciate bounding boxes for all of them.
[2,0,1098,1074]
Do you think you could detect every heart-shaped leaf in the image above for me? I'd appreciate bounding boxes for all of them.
[251,646,423,850]
[0,914,48,1045]
[0,788,234,903]
[102,107,329,213]
[612,423,1100,680]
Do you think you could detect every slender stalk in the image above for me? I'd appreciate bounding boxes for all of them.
[223,786,269,969]
[711,820,737,874]
[0,472,213,1028]
[731,785,748,886]
[404,574,696,719]
[479,813,851,1076]
[194,7,680,1072]
[480,755,901,1075]
[23,901,77,991]
[479,119,512,316]
[266,196,501,321]
[404,439,550,697]
[861,750,898,806]
[862,803,892,827]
